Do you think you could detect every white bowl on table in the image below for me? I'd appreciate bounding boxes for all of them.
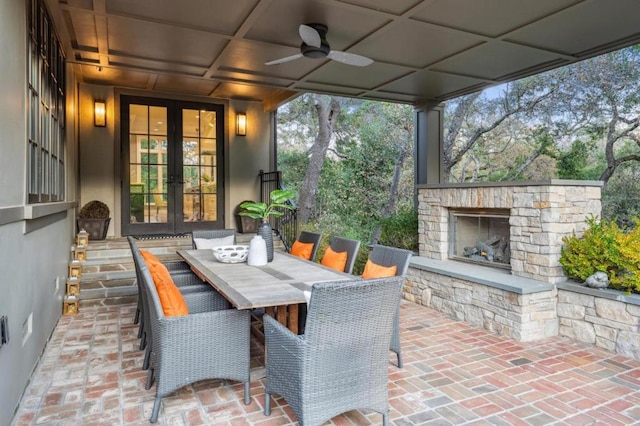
[212,245,249,263]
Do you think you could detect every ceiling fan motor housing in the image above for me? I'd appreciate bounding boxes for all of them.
[301,41,330,58]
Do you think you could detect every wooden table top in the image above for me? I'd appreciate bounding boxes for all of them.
[177,249,352,310]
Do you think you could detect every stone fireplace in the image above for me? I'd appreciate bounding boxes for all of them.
[418,180,602,284]
[449,208,511,269]
[406,180,640,359]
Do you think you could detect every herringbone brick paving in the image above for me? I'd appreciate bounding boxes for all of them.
[11,301,640,425]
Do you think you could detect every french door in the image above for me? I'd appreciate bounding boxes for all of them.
[121,96,224,236]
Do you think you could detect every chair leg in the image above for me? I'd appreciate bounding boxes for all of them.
[143,346,152,370]
[134,307,140,325]
[396,351,403,368]
[382,411,388,426]
[146,368,154,390]
[139,330,146,350]
[137,319,143,338]
[264,392,271,415]
[244,382,250,405]
[150,396,162,423]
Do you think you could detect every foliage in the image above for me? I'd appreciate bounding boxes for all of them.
[79,200,110,219]
[234,200,255,215]
[601,163,640,225]
[557,139,599,180]
[560,216,640,294]
[443,46,640,197]
[278,98,415,247]
[377,207,418,252]
[239,190,294,220]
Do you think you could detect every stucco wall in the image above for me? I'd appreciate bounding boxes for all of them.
[228,99,274,230]
[77,88,272,236]
[79,84,117,236]
[0,1,79,424]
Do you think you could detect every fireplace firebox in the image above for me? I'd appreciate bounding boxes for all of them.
[449,209,510,269]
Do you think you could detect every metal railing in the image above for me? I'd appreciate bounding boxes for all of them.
[259,170,298,251]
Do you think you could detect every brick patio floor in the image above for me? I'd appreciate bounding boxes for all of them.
[11,300,640,425]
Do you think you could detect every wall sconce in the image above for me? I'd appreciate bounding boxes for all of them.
[94,100,106,127]
[236,112,247,136]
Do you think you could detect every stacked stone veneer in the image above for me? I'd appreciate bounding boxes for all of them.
[418,181,602,283]
[404,181,617,346]
[405,263,558,341]
[557,282,640,360]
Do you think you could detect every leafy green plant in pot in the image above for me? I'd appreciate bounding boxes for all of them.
[77,200,111,241]
[239,189,295,262]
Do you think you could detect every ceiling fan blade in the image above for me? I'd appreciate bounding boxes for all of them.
[265,53,304,66]
[327,51,373,67]
[299,24,321,48]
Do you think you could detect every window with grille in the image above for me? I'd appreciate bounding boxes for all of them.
[27,0,66,203]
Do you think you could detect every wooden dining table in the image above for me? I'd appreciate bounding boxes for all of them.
[177,249,352,334]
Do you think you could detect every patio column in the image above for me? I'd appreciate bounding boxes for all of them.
[414,102,444,185]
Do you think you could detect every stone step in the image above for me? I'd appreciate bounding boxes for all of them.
[76,233,284,303]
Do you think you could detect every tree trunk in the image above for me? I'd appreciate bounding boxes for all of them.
[297,96,341,224]
[371,128,412,244]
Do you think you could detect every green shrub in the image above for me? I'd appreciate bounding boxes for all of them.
[378,207,418,252]
[560,216,640,294]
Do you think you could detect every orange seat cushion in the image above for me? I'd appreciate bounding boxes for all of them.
[140,250,189,317]
[361,259,397,279]
[321,247,348,272]
[290,240,315,260]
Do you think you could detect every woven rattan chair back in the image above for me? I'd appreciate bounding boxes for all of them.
[367,244,413,368]
[264,276,404,426]
[191,229,237,248]
[326,236,361,274]
[295,231,323,261]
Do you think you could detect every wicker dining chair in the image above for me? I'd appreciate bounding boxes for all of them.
[138,261,251,423]
[264,276,404,426]
[293,231,323,261]
[131,239,192,328]
[191,228,237,249]
[127,237,216,368]
[323,236,361,274]
[367,244,413,368]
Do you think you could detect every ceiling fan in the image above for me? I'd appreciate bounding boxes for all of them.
[265,24,374,67]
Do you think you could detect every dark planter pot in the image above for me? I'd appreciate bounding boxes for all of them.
[236,215,259,234]
[257,221,274,262]
[77,218,111,240]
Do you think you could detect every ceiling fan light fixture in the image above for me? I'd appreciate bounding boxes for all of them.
[301,42,330,59]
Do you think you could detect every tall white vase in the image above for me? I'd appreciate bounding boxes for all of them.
[247,235,268,266]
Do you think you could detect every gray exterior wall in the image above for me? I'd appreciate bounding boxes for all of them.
[0,1,79,424]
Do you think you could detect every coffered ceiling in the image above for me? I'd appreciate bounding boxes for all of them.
[52,0,640,110]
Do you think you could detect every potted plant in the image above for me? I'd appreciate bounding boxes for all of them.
[77,200,111,240]
[239,189,295,262]
[234,200,259,234]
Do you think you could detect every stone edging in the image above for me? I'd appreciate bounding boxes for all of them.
[409,257,554,294]
[556,280,640,306]
[406,257,640,360]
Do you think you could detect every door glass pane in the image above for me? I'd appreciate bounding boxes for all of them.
[200,110,216,138]
[128,104,167,223]
[181,108,217,223]
[203,194,217,221]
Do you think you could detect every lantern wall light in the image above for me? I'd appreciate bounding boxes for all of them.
[236,112,247,136]
[94,100,106,127]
